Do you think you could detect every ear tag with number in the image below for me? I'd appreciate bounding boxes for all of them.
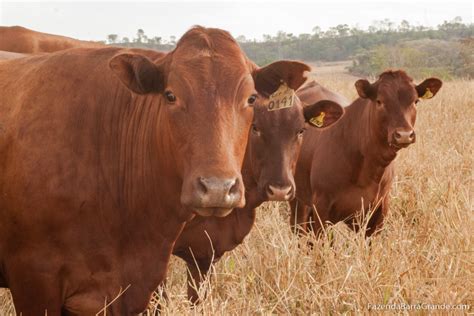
[309,112,325,127]
[421,88,433,99]
[267,83,295,111]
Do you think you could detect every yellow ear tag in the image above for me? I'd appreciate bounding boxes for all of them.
[267,83,295,111]
[310,112,325,127]
[421,88,433,99]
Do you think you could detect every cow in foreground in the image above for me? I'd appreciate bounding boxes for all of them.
[0,26,311,315]
[173,82,345,302]
[0,25,104,53]
[290,70,442,237]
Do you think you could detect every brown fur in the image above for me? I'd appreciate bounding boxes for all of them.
[290,70,442,237]
[172,83,345,303]
[0,26,311,315]
[0,26,104,53]
[0,50,27,60]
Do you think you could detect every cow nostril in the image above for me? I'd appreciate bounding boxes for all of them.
[394,131,402,139]
[228,178,239,196]
[266,185,274,196]
[409,130,415,139]
[198,177,208,194]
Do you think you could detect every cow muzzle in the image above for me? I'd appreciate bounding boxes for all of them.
[182,176,245,217]
[266,184,294,201]
[390,129,415,149]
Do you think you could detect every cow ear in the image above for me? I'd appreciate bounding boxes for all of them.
[253,61,310,97]
[355,79,375,99]
[416,78,442,99]
[109,53,165,94]
[304,100,344,128]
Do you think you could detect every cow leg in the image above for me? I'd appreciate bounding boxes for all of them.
[185,258,212,304]
[0,265,6,288]
[289,199,311,236]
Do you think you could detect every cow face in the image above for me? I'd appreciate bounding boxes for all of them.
[249,98,343,201]
[109,27,311,217]
[355,71,442,151]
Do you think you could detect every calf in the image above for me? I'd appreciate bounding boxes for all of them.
[290,70,442,237]
[173,83,344,302]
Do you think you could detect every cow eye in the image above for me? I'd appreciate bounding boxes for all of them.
[376,100,383,106]
[247,94,258,105]
[251,124,260,135]
[297,128,306,137]
[164,91,176,103]
[415,99,420,105]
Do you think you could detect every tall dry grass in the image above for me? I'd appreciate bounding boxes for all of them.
[1,75,472,315]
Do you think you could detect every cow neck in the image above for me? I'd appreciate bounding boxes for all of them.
[99,87,186,241]
[242,140,258,190]
[338,98,395,186]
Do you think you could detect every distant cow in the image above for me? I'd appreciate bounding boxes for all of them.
[173,83,345,302]
[0,26,311,315]
[290,70,442,237]
[0,25,104,53]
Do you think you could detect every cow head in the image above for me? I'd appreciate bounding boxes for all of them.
[249,97,343,201]
[109,27,311,217]
[355,71,442,151]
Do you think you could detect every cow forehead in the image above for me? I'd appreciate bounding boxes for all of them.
[254,103,304,127]
[167,65,253,102]
[378,81,417,105]
[171,56,250,80]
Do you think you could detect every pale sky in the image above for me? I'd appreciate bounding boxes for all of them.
[0,0,472,42]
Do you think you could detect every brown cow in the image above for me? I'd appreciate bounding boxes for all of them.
[290,70,442,237]
[173,84,345,303]
[0,26,311,315]
[0,25,104,53]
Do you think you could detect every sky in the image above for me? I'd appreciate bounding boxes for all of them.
[0,0,472,42]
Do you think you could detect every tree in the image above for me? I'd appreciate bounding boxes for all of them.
[262,34,272,42]
[107,34,118,44]
[135,29,146,43]
[335,24,350,37]
[399,20,411,33]
[149,36,162,45]
[312,26,322,38]
[169,35,176,45]
[236,35,247,43]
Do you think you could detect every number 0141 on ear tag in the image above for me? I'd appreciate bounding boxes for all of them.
[267,83,295,111]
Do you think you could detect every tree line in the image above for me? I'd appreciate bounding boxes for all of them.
[106,17,474,79]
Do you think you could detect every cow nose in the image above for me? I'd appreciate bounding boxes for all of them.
[266,185,293,201]
[196,177,242,208]
[393,129,415,144]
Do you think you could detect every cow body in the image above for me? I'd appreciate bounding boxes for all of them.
[291,71,442,236]
[0,26,104,53]
[0,26,311,315]
[173,84,345,302]
[0,47,179,315]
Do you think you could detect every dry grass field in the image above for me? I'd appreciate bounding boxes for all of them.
[1,68,472,315]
